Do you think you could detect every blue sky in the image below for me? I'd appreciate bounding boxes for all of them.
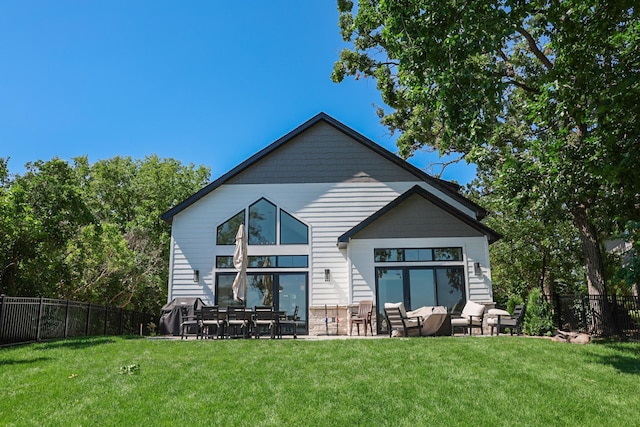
[1,1,476,184]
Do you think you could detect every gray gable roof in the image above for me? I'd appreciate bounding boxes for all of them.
[338,185,501,246]
[161,113,488,223]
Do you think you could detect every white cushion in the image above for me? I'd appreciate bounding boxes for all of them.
[487,308,511,317]
[450,318,469,326]
[461,301,485,319]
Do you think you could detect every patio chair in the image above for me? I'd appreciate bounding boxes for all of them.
[451,300,486,335]
[488,305,526,336]
[350,300,374,336]
[199,306,226,339]
[383,302,422,337]
[226,306,252,338]
[253,306,277,339]
[276,306,298,339]
[179,306,200,339]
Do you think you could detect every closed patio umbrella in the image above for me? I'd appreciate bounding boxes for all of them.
[232,224,248,303]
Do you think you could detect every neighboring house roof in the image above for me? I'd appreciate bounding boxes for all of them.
[338,185,501,247]
[160,112,488,223]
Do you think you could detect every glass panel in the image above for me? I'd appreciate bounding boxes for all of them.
[405,249,433,262]
[434,247,463,261]
[409,269,436,309]
[436,267,466,312]
[376,268,404,334]
[374,249,403,262]
[277,255,308,268]
[280,210,308,244]
[216,211,245,245]
[248,256,276,268]
[277,274,307,334]
[216,256,234,268]
[216,274,236,307]
[249,199,276,245]
[247,273,274,307]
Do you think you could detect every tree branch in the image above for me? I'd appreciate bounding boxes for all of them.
[506,79,541,94]
[516,26,554,70]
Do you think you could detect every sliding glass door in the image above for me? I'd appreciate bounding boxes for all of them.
[216,272,308,334]
[376,266,465,334]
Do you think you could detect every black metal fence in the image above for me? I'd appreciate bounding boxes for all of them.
[0,295,156,346]
[550,294,640,340]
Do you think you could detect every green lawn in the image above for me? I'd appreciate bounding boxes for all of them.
[1,336,639,426]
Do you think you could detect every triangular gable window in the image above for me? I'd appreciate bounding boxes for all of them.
[216,199,308,246]
[281,210,308,244]
[216,210,244,245]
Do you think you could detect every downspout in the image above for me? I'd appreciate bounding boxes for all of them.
[167,234,176,303]
[346,238,353,335]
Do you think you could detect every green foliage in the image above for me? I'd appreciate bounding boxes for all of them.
[0,156,210,314]
[506,294,524,315]
[334,0,640,297]
[2,337,640,425]
[611,220,640,293]
[523,288,554,336]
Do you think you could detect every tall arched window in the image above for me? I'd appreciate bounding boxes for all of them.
[249,198,277,245]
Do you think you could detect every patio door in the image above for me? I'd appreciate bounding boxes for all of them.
[216,272,308,334]
[375,267,465,334]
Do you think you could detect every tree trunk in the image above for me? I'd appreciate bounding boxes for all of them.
[572,203,616,335]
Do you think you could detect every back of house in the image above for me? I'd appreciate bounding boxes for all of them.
[161,113,499,335]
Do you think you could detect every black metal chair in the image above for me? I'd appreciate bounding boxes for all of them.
[451,301,486,335]
[199,306,226,339]
[253,306,277,339]
[226,306,252,338]
[276,306,299,339]
[489,305,526,336]
[179,306,200,339]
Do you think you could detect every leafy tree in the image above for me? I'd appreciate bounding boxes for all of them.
[73,155,210,312]
[333,1,640,306]
[1,155,210,314]
[0,159,94,296]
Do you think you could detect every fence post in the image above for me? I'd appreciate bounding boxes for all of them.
[553,292,561,330]
[0,294,5,342]
[85,303,91,336]
[64,300,70,338]
[581,296,588,333]
[103,306,108,336]
[36,297,44,342]
[611,293,618,337]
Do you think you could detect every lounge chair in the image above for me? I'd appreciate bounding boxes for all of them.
[451,300,485,335]
[487,305,526,336]
[384,302,422,337]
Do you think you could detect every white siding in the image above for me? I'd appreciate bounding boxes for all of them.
[168,181,490,306]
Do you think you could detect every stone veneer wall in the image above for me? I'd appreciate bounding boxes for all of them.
[308,305,378,336]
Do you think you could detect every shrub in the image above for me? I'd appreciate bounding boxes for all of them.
[523,288,554,336]
[506,294,524,314]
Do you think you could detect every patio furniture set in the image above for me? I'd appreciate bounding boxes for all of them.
[180,305,299,339]
[383,301,526,338]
